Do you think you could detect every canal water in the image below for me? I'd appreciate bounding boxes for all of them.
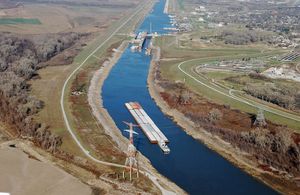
[102,0,278,194]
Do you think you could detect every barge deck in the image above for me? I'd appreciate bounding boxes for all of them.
[125,102,170,153]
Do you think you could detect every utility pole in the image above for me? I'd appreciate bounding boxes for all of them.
[254,108,267,127]
[123,121,139,181]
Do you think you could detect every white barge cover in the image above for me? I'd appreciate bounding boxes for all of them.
[125,102,169,143]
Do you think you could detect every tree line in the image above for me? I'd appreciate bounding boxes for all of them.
[226,74,300,111]
[244,83,300,111]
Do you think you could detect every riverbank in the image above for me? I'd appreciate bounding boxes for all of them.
[88,42,186,194]
[147,46,300,195]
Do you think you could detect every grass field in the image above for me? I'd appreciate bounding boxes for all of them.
[0,18,41,24]
[157,35,300,131]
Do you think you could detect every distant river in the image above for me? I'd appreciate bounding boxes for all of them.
[102,0,278,194]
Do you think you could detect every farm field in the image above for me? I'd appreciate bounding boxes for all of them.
[0,0,141,34]
[0,146,92,195]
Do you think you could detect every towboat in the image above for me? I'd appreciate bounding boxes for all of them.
[159,140,170,154]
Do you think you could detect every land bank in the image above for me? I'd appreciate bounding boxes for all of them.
[148,46,300,195]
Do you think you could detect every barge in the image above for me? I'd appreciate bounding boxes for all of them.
[125,102,170,154]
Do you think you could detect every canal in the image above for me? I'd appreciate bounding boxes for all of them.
[102,0,278,194]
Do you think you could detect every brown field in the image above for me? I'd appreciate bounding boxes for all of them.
[0,0,141,34]
[0,147,92,195]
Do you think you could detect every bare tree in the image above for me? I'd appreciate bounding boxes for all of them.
[178,90,191,105]
[208,108,223,123]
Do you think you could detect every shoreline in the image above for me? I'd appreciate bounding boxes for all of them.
[147,46,292,194]
[87,42,186,194]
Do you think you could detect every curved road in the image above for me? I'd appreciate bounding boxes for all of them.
[60,3,175,195]
[177,59,300,123]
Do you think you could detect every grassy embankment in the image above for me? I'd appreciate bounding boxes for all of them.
[155,35,300,131]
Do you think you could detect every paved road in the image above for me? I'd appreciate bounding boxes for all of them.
[177,59,300,123]
[60,3,175,195]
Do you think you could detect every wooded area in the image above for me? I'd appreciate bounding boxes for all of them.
[221,30,272,45]
[225,74,300,111]
[0,32,84,152]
